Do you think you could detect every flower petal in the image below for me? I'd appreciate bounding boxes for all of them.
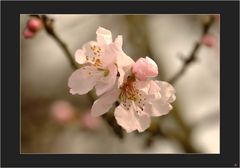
[155,81,176,103]
[68,66,100,95]
[114,102,151,133]
[96,27,112,46]
[91,87,120,117]
[117,53,135,87]
[74,49,86,64]
[75,41,99,65]
[101,42,119,67]
[144,81,176,117]
[132,56,158,81]
[114,35,123,49]
[145,100,172,117]
[95,64,118,96]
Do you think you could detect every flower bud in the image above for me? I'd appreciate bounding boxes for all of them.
[81,113,101,130]
[201,34,217,48]
[27,17,43,32]
[50,100,75,124]
[132,56,158,81]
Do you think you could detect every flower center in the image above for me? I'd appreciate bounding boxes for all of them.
[89,44,104,68]
[119,76,147,113]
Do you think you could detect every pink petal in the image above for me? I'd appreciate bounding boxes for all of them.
[135,80,161,100]
[68,66,100,95]
[132,57,158,81]
[101,42,119,67]
[114,103,151,133]
[96,27,112,46]
[91,87,120,117]
[95,64,118,96]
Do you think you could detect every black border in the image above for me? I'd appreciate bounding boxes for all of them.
[1,1,239,167]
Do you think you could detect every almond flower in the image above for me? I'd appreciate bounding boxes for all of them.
[91,59,176,133]
[68,27,124,96]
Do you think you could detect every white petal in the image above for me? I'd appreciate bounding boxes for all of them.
[145,100,172,117]
[74,49,86,64]
[91,88,120,117]
[114,102,151,133]
[117,53,135,87]
[95,64,118,96]
[114,35,123,49]
[96,27,112,46]
[117,52,135,68]
[68,66,100,95]
[155,81,176,103]
[75,41,99,65]
[101,43,119,67]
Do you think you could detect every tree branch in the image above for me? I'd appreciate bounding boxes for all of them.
[169,16,215,84]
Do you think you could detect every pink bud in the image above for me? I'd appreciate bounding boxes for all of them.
[201,34,217,48]
[23,28,34,39]
[132,56,158,81]
[27,17,42,32]
[50,100,75,124]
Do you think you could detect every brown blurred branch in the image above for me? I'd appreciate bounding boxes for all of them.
[38,15,124,139]
[41,15,78,70]
[169,16,215,84]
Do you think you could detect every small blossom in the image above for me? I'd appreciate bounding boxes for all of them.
[50,100,75,124]
[91,75,176,133]
[201,34,217,48]
[132,57,158,81]
[68,27,125,96]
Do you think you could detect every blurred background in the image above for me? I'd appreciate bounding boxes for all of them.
[20,14,220,154]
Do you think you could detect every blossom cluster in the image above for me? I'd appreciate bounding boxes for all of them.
[68,27,176,133]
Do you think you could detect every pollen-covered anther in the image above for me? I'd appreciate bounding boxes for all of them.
[95,59,101,65]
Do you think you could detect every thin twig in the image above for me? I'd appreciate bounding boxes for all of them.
[169,16,215,84]
[41,15,78,70]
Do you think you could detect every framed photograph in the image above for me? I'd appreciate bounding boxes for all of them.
[1,0,239,167]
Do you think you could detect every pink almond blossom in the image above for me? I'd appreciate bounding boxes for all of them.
[132,57,158,81]
[91,75,176,133]
[68,27,126,96]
